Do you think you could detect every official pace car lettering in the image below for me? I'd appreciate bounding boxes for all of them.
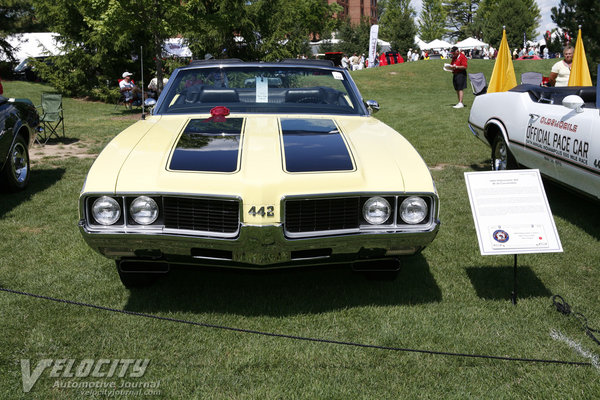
[525,116,590,166]
[280,118,354,172]
[169,118,244,172]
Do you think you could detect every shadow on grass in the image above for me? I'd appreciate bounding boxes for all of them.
[470,160,490,171]
[43,137,80,145]
[543,180,600,240]
[123,255,441,317]
[466,266,552,301]
[0,167,65,218]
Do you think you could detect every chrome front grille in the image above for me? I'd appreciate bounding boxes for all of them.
[163,197,239,233]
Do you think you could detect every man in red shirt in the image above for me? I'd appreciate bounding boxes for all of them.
[449,46,468,108]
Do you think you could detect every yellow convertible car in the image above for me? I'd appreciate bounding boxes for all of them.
[79,59,440,286]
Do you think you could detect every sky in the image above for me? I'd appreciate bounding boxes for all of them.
[411,0,560,40]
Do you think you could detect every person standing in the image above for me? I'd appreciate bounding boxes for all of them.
[349,53,359,70]
[449,46,468,108]
[341,54,349,70]
[548,46,574,87]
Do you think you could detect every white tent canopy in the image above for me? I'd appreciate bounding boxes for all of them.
[3,32,63,62]
[422,39,453,50]
[455,37,489,49]
[162,38,192,58]
[378,39,391,52]
[414,36,427,50]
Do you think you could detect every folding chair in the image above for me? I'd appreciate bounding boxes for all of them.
[468,73,487,96]
[521,72,543,86]
[114,92,128,110]
[37,92,65,144]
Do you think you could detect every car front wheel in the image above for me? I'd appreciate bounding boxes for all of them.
[491,135,517,170]
[1,135,30,191]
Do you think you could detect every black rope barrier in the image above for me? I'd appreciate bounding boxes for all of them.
[0,287,592,367]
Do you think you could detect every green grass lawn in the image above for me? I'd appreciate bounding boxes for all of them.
[1,59,599,399]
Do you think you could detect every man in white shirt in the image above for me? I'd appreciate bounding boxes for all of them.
[341,54,349,70]
[548,46,573,87]
[119,72,141,108]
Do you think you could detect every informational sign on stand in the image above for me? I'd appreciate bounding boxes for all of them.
[465,170,562,256]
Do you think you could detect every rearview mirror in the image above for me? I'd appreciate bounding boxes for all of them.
[365,100,380,115]
[562,95,584,113]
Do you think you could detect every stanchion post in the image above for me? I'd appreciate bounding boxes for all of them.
[512,254,518,305]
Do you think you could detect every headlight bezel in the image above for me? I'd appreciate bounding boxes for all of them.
[362,196,392,225]
[91,196,122,226]
[85,195,163,228]
[399,196,429,225]
[129,195,160,225]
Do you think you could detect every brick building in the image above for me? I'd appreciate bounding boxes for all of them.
[328,0,378,25]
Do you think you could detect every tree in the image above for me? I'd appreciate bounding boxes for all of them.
[552,0,600,72]
[379,0,416,54]
[32,0,186,96]
[334,17,372,56]
[443,0,480,40]
[1,0,49,61]
[31,0,342,98]
[474,0,540,49]
[543,29,566,57]
[419,0,448,41]
[245,0,341,60]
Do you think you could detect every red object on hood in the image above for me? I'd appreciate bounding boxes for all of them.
[205,106,230,122]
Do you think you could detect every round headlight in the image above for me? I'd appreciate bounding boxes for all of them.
[129,196,159,225]
[92,196,121,225]
[400,196,428,224]
[363,196,391,225]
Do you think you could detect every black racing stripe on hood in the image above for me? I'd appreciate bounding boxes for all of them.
[169,118,243,172]
[281,118,354,172]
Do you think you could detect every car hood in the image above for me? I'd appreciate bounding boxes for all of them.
[84,114,435,224]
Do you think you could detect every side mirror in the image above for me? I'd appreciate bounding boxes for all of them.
[365,100,380,115]
[562,95,584,113]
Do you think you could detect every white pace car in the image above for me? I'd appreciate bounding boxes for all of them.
[468,84,600,200]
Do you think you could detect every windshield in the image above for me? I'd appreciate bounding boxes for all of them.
[156,65,363,115]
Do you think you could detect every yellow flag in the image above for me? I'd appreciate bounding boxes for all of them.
[488,29,517,93]
[568,28,592,86]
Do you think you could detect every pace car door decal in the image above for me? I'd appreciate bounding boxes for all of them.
[169,118,244,173]
[280,118,355,172]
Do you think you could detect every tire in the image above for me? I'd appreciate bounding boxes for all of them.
[116,261,161,288]
[491,135,517,171]
[1,135,30,191]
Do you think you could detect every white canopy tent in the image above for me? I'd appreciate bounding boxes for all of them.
[414,36,428,50]
[455,37,489,49]
[162,38,192,58]
[3,32,63,62]
[422,39,453,50]
[378,39,391,52]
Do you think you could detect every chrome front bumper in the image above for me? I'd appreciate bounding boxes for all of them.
[79,220,440,268]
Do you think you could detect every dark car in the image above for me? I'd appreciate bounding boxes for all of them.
[0,96,40,191]
[13,57,51,82]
